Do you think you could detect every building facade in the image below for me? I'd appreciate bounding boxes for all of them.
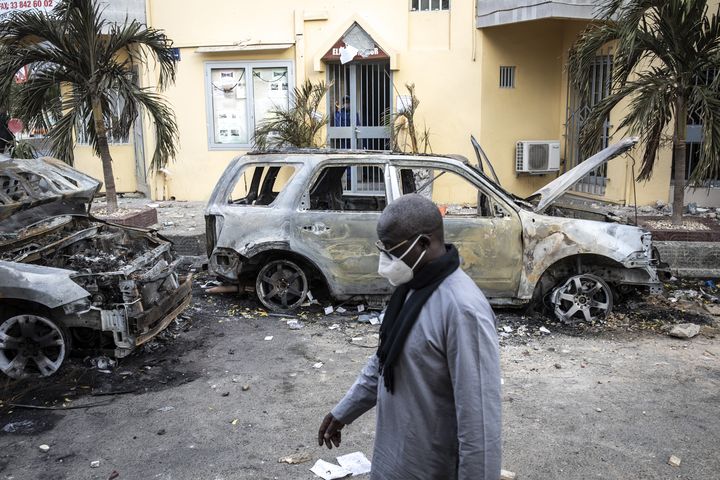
[68,0,719,206]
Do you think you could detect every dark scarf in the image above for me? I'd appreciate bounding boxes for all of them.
[377,244,460,393]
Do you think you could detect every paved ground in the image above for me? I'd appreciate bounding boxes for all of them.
[1,271,719,480]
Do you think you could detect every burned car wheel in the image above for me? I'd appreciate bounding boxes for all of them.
[256,259,309,311]
[551,274,613,324]
[0,314,69,379]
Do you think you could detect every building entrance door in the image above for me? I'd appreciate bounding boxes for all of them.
[327,62,391,151]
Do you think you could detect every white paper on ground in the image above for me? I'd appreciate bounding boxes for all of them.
[310,459,352,479]
[336,452,372,476]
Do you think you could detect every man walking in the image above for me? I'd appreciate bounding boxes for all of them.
[318,194,502,480]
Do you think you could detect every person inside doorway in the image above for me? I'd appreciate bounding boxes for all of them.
[334,95,361,127]
[317,193,502,479]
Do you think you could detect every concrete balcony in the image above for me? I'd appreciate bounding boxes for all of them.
[476,0,601,28]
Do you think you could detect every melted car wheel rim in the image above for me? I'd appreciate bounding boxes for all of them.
[0,315,66,379]
[552,274,613,324]
[256,260,309,311]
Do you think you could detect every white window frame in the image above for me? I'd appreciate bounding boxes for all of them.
[410,0,449,12]
[204,60,294,151]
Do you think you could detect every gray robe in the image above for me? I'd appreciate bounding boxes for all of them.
[331,268,502,480]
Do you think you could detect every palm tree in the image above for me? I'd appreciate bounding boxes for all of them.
[253,79,329,150]
[0,0,178,212]
[568,0,720,224]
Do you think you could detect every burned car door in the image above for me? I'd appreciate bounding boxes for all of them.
[391,163,523,298]
[294,160,391,296]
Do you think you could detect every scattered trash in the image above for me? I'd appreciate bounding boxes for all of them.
[502,326,513,333]
[328,324,340,330]
[324,306,334,315]
[157,429,166,435]
[500,469,517,480]
[38,444,50,453]
[242,384,250,391]
[264,336,274,341]
[357,314,371,324]
[705,280,716,289]
[668,455,682,467]
[668,323,701,339]
[89,355,117,372]
[309,459,351,480]
[357,304,365,313]
[207,285,239,294]
[336,307,347,314]
[108,471,120,480]
[231,419,239,426]
[200,280,221,289]
[90,460,100,468]
[221,392,230,397]
[336,452,372,476]
[157,406,175,412]
[539,326,551,334]
[369,316,381,326]
[278,451,313,465]
[287,320,305,330]
[313,362,324,369]
[2,420,34,434]
[596,408,602,412]
[554,363,562,369]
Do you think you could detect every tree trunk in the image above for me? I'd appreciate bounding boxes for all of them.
[671,96,688,225]
[91,94,118,213]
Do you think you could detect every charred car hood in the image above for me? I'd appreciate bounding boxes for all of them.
[0,155,101,230]
[527,138,639,213]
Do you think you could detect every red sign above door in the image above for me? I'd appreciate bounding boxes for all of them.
[321,39,389,63]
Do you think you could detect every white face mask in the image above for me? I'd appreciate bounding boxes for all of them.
[377,235,427,286]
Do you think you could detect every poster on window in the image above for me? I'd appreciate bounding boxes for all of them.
[211,68,248,144]
[0,1,56,17]
[253,67,289,130]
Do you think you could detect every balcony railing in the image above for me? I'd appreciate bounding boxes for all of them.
[476,0,600,28]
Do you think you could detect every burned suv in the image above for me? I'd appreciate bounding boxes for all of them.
[0,156,191,379]
[206,138,663,321]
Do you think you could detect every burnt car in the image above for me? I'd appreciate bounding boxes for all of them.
[205,138,664,322]
[0,156,192,379]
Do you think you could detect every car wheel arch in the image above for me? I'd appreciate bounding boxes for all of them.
[529,253,625,305]
[247,249,331,297]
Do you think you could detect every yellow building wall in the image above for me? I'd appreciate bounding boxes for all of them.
[74,144,138,193]
[108,0,688,206]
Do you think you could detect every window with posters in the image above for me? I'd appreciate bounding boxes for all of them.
[205,61,292,149]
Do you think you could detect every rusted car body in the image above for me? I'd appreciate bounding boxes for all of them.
[206,138,663,321]
[0,157,191,379]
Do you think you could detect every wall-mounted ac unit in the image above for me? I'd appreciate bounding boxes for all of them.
[515,141,560,174]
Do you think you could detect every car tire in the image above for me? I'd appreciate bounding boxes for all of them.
[550,273,613,324]
[255,259,309,312]
[0,314,70,379]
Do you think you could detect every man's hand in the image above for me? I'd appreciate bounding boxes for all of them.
[317,413,345,449]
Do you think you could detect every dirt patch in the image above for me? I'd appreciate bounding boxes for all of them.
[644,219,711,230]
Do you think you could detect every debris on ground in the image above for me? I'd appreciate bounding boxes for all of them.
[501,469,518,480]
[88,356,117,372]
[278,451,313,465]
[324,306,334,315]
[2,420,35,434]
[668,455,682,467]
[264,336,274,341]
[207,284,239,294]
[90,460,100,468]
[242,384,250,391]
[287,319,305,330]
[38,444,50,453]
[668,323,701,339]
[336,452,372,476]
[309,459,352,480]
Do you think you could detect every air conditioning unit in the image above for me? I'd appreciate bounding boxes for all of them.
[515,141,560,174]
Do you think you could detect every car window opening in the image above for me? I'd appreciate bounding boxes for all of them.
[228,165,296,206]
[309,165,387,212]
[399,168,494,217]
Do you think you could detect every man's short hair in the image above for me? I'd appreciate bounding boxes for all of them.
[377,194,444,243]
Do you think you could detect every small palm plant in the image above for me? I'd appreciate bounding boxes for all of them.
[0,0,179,212]
[383,83,431,154]
[253,79,330,150]
[569,0,720,224]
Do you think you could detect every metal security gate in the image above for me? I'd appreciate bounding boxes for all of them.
[327,62,391,150]
[565,51,613,195]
